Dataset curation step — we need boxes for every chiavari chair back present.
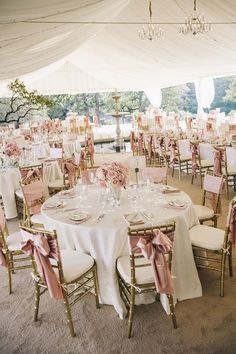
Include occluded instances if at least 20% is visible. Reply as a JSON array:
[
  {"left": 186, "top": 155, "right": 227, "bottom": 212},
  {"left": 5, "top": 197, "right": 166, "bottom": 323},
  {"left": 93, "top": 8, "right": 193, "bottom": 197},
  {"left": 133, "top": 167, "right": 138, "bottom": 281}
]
[{"left": 116, "top": 222, "right": 177, "bottom": 337}]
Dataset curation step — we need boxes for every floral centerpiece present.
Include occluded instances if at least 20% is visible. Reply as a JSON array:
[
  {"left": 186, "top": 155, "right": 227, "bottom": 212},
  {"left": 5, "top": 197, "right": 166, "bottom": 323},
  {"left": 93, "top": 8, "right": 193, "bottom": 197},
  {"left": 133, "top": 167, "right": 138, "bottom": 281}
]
[
  {"left": 4, "top": 142, "right": 21, "bottom": 157},
  {"left": 95, "top": 162, "right": 128, "bottom": 188},
  {"left": 3, "top": 142, "right": 21, "bottom": 167}
]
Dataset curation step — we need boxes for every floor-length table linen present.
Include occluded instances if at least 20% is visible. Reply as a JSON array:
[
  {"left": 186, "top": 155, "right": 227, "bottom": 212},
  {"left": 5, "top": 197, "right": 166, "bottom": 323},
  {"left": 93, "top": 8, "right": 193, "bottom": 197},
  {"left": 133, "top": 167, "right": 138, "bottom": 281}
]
[{"left": 42, "top": 186, "right": 202, "bottom": 318}]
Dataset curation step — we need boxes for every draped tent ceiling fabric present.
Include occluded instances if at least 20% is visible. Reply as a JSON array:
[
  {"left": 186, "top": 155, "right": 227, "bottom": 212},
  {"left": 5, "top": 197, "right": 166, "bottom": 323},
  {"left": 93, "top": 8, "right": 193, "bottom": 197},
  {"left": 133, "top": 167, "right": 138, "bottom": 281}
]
[{"left": 0, "top": 0, "right": 236, "bottom": 95}]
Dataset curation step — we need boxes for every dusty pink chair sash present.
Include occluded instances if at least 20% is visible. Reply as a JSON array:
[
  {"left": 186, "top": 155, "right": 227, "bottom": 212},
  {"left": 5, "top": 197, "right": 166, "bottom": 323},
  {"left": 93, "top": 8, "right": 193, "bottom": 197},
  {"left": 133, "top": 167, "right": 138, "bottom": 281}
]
[
  {"left": 79, "top": 150, "right": 87, "bottom": 170},
  {"left": 227, "top": 201, "right": 236, "bottom": 246},
  {"left": 21, "top": 230, "right": 63, "bottom": 299},
  {"left": 138, "top": 132, "right": 144, "bottom": 154},
  {"left": 130, "top": 131, "right": 136, "bottom": 152},
  {"left": 155, "top": 115, "right": 162, "bottom": 128},
  {"left": 190, "top": 143, "right": 198, "bottom": 176},
  {"left": 87, "top": 138, "right": 95, "bottom": 159},
  {"left": 93, "top": 115, "right": 99, "bottom": 127},
  {"left": 84, "top": 116, "right": 90, "bottom": 129},
  {"left": 134, "top": 229, "right": 174, "bottom": 295},
  {"left": 0, "top": 206, "right": 7, "bottom": 267},
  {"left": 142, "top": 167, "right": 167, "bottom": 183},
  {"left": 214, "top": 149, "right": 224, "bottom": 175},
  {"left": 20, "top": 167, "right": 42, "bottom": 183},
  {"left": 169, "top": 140, "right": 177, "bottom": 167},
  {"left": 147, "top": 135, "right": 153, "bottom": 160},
  {"left": 21, "top": 179, "right": 44, "bottom": 215},
  {"left": 81, "top": 170, "right": 92, "bottom": 185},
  {"left": 64, "top": 162, "right": 76, "bottom": 187}
]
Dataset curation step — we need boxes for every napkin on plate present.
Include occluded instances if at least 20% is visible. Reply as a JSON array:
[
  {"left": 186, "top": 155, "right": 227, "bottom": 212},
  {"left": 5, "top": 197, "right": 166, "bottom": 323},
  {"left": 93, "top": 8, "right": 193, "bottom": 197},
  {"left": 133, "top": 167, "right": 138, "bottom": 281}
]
[
  {"left": 165, "top": 200, "right": 187, "bottom": 209},
  {"left": 124, "top": 213, "right": 145, "bottom": 225},
  {"left": 161, "top": 186, "right": 180, "bottom": 194},
  {"left": 43, "top": 201, "right": 65, "bottom": 209}
]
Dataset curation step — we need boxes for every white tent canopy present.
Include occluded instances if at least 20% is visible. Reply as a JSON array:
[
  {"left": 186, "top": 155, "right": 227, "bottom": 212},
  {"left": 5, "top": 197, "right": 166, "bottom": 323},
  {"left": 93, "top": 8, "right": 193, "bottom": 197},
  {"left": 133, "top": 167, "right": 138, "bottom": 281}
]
[{"left": 1, "top": 0, "right": 236, "bottom": 95}]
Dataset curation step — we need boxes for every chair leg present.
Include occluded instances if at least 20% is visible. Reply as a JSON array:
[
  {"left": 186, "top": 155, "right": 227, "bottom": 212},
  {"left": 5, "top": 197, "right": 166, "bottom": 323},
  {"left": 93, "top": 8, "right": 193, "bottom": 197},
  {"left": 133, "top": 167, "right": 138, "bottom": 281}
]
[
  {"left": 93, "top": 267, "right": 100, "bottom": 309},
  {"left": 34, "top": 283, "right": 40, "bottom": 321},
  {"left": 167, "top": 294, "right": 177, "bottom": 329},
  {"left": 220, "top": 252, "right": 226, "bottom": 297},
  {"left": 63, "top": 290, "right": 76, "bottom": 337},
  {"left": 172, "top": 166, "right": 174, "bottom": 178},
  {"left": 7, "top": 260, "right": 12, "bottom": 295},
  {"left": 191, "top": 174, "right": 194, "bottom": 184},
  {"left": 226, "top": 177, "right": 229, "bottom": 200},
  {"left": 213, "top": 216, "right": 217, "bottom": 228},
  {"left": 228, "top": 246, "right": 233, "bottom": 277},
  {"left": 178, "top": 165, "right": 181, "bottom": 181},
  {"left": 9, "top": 253, "right": 15, "bottom": 274},
  {"left": 128, "top": 287, "right": 135, "bottom": 338}
]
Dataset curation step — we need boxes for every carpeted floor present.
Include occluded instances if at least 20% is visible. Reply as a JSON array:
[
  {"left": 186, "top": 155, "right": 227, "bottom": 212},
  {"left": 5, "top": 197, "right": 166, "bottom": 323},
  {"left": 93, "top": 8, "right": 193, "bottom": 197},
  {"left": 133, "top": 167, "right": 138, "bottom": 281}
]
[{"left": 1, "top": 153, "right": 236, "bottom": 354}]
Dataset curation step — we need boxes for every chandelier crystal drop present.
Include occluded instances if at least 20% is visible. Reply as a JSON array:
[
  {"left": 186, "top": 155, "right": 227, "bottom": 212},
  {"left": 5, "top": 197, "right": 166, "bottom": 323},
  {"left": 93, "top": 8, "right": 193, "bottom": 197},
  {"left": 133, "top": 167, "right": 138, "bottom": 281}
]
[
  {"left": 139, "top": 1, "right": 164, "bottom": 41},
  {"left": 179, "top": 0, "right": 212, "bottom": 35}
]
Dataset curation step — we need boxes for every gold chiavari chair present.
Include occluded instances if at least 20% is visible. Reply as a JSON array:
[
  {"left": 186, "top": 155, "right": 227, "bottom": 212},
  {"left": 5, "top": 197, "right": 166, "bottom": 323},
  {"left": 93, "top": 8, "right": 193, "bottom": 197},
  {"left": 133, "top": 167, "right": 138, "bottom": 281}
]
[
  {"left": 171, "top": 139, "right": 192, "bottom": 180},
  {"left": 20, "top": 225, "right": 100, "bottom": 337},
  {"left": 15, "top": 163, "right": 43, "bottom": 219},
  {"left": 191, "top": 142, "right": 214, "bottom": 188},
  {"left": 116, "top": 222, "right": 177, "bottom": 338},
  {"left": 223, "top": 147, "right": 236, "bottom": 199},
  {"left": 193, "top": 172, "right": 224, "bottom": 228},
  {"left": 0, "top": 206, "right": 31, "bottom": 294},
  {"left": 142, "top": 165, "right": 168, "bottom": 185},
  {"left": 48, "top": 157, "right": 76, "bottom": 195},
  {"left": 189, "top": 198, "right": 234, "bottom": 297},
  {"left": 21, "top": 176, "right": 45, "bottom": 228}
]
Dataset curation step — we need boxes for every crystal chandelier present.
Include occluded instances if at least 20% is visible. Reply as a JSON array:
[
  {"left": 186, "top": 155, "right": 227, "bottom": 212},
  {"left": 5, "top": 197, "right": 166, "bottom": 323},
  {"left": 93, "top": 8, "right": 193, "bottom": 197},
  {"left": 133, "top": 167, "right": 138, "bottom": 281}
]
[
  {"left": 179, "top": 0, "right": 212, "bottom": 35},
  {"left": 139, "top": 1, "right": 164, "bottom": 41}
]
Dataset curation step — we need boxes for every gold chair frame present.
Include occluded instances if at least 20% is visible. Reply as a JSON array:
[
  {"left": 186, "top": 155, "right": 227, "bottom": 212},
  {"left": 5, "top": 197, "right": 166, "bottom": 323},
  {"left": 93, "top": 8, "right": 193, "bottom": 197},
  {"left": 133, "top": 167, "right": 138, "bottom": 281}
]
[
  {"left": 0, "top": 220, "right": 31, "bottom": 294},
  {"left": 171, "top": 140, "right": 191, "bottom": 180},
  {"left": 116, "top": 222, "right": 177, "bottom": 338},
  {"left": 20, "top": 225, "right": 100, "bottom": 337},
  {"left": 191, "top": 143, "right": 214, "bottom": 188},
  {"left": 223, "top": 149, "right": 236, "bottom": 200},
  {"left": 192, "top": 222, "right": 233, "bottom": 297}
]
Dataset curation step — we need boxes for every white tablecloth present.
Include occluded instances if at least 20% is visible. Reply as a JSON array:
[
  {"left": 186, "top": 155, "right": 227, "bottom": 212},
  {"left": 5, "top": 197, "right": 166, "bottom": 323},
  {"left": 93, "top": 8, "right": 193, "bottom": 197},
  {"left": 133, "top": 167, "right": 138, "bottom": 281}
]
[
  {"left": 63, "top": 140, "right": 81, "bottom": 158},
  {"left": 0, "top": 161, "right": 63, "bottom": 219},
  {"left": 42, "top": 186, "right": 202, "bottom": 318}
]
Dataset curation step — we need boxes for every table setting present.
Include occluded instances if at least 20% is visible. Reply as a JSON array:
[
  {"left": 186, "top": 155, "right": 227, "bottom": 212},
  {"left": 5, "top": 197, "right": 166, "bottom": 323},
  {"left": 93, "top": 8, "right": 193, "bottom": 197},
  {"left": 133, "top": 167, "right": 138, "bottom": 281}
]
[{"left": 41, "top": 164, "right": 202, "bottom": 318}]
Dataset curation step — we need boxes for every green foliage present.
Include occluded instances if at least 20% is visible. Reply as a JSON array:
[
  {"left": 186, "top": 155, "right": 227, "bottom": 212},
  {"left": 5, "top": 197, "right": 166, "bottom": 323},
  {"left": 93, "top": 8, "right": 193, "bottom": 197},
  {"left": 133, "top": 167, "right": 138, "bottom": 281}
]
[
  {"left": 161, "top": 85, "right": 187, "bottom": 113},
  {"left": 211, "top": 76, "right": 236, "bottom": 114},
  {"left": 0, "top": 78, "right": 53, "bottom": 124}
]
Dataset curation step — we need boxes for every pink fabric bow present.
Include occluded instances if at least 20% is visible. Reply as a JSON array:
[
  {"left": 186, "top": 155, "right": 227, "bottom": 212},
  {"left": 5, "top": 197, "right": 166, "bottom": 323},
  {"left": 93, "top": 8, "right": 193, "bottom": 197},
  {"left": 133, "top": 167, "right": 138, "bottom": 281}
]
[
  {"left": 155, "top": 115, "right": 162, "bottom": 128},
  {"left": 79, "top": 150, "right": 86, "bottom": 170},
  {"left": 136, "top": 229, "right": 174, "bottom": 295},
  {"left": 64, "top": 162, "right": 76, "bottom": 187},
  {"left": 130, "top": 131, "right": 136, "bottom": 152},
  {"left": 169, "top": 140, "right": 177, "bottom": 167},
  {"left": 87, "top": 138, "right": 95, "bottom": 159},
  {"left": 227, "top": 201, "right": 236, "bottom": 245},
  {"left": 147, "top": 135, "right": 153, "bottom": 160},
  {"left": 190, "top": 143, "right": 198, "bottom": 176},
  {"left": 84, "top": 116, "right": 90, "bottom": 129},
  {"left": 0, "top": 242, "right": 7, "bottom": 267},
  {"left": 21, "top": 230, "right": 63, "bottom": 299},
  {"left": 214, "top": 149, "right": 224, "bottom": 175},
  {"left": 93, "top": 115, "right": 99, "bottom": 127},
  {"left": 21, "top": 179, "right": 44, "bottom": 215},
  {"left": 21, "top": 168, "right": 42, "bottom": 183},
  {"left": 138, "top": 132, "right": 144, "bottom": 154}
]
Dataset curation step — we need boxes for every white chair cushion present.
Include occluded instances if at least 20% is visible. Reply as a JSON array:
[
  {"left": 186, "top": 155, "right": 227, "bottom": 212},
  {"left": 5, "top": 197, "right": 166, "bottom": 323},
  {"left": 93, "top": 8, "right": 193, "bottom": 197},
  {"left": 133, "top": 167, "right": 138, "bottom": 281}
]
[
  {"left": 48, "top": 179, "right": 64, "bottom": 188},
  {"left": 180, "top": 155, "right": 191, "bottom": 161},
  {"left": 189, "top": 225, "right": 225, "bottom": 251},
  {"left": 200, "top": 159, "right": 213, "bottom": 168},
  {"left": 31, "top": 213, "right": 45, "bottom": 225},
  {"left": 15, "top": 189, "right": 24, "bottom": 199},
  {"left": 60, "top": 250, "right": 94, "bottom": 283},
  {"left": 117, "top": 255, "right": 154, "bottom": 285},
  {"left": 193, "top": 205, "right": 214, "bottom": 220},
  {"left": 222, "top": 167, "right": 236, "bottom": 176},
  {"left": 6, "top": 231, "right": 23, "bottom": 251}
]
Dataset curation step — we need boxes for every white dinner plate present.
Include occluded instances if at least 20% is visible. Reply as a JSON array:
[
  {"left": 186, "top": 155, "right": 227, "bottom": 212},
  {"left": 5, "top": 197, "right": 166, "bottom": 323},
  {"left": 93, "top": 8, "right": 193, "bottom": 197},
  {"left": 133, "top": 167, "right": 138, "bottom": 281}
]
[{"left": 69, "top": 211, "right": 89, "bottom": 222}]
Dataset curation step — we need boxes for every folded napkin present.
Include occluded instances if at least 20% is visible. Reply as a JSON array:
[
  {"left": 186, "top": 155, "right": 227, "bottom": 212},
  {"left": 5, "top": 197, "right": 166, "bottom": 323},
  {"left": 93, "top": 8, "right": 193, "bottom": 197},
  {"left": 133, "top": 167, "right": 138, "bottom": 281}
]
[
  {"left": 124, "top": 213, "right": 145, "bottom": 225},
  {"left": 161, "top": 186, "right": 180, "bottom": 194},
  {"left": 164, "top": 200, "right": 187, "bottom": 210},
  {"left": 43, "top": 201, "right": 65, "bottom": 210},
  {"left": 65, "top": 214, "right": 91, "bottom": 225}
]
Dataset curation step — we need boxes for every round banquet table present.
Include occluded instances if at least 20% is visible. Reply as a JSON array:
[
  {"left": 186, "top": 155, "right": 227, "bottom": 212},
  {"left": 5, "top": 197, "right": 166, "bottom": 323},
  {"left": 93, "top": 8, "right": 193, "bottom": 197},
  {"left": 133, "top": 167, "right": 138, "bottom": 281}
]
[{"left": 41, "top": 184, "right": 202, "bottom": 318}]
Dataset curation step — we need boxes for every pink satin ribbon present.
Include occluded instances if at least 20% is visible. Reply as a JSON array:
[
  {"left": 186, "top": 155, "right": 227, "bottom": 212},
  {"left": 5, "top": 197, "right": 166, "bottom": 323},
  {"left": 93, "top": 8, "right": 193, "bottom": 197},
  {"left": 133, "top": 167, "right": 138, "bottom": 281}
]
[
  {"left": 64, "top": 162, "right": 76, "bottom": 187},
  {"left": 133, "top": 229, "right": 174, "bottom": 295},
  {"left": 130, "top": 131, "right": 136, "bottom": 152},
  {"left": 169, "top": 140, "right": 177, "bottom": 167},
  {"left": 190, "top": 143, "right": 198, "bottom": 176},
  {"left": 227, "top": 201, "right": 236, "bottom": 246},
  {"left": 214, "top": 149, "right": 224, "bottom": 175},
  {"left": 87, "top": 138, "right": 95, "bottom": 159},
  {"left": 138, "top": 132, "right": 144, "bottom": 154},
  {"left": 21, "top": 179, "right": 44, "bottom": 215},
  {"left": 21, "top": 230, "right": 63, "bottom": 300},
  {"left": 147, "top": 135, "right": 153, "bottom": 160}
]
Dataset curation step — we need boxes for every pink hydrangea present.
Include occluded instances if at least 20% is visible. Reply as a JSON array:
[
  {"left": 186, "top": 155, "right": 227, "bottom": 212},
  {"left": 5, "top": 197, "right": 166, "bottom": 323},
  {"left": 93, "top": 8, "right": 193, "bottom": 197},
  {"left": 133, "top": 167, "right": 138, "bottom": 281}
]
[{"left": 95, "top": 162, "right": 128, "bottom": 188}]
